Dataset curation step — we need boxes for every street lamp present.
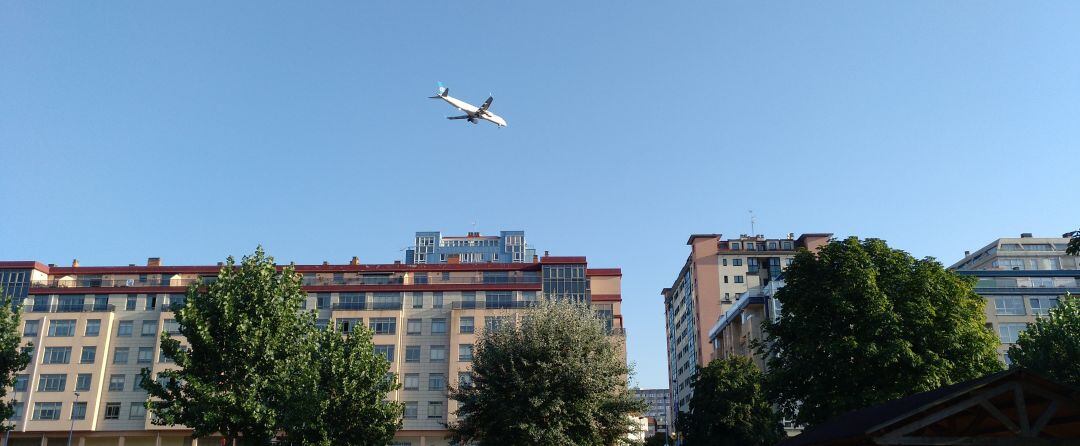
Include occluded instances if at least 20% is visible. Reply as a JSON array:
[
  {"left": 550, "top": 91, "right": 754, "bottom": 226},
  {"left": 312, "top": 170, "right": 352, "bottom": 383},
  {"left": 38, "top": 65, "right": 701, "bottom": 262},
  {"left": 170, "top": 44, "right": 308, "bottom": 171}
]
[{"left": 67, "top": 392, "right": 80, "bottom": 446}]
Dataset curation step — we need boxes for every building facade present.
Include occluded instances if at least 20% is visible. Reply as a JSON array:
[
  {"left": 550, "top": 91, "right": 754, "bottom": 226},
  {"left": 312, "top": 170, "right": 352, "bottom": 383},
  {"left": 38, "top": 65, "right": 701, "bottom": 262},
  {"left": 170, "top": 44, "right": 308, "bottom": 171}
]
[
  {"left": 634, "top": 388, "right": 673, "bottom": 436},
  {"left": 0, "top": 245, "right": 623, "bottom": 446},
  {"left": 404, "top": 231, "right": 535, "bottom": 265},
  {"left": 949, "top": 233, "right": 1080, "bottom": 363},
  {"left": 661, "top": 233, "right": 830, "bottom": 416}
]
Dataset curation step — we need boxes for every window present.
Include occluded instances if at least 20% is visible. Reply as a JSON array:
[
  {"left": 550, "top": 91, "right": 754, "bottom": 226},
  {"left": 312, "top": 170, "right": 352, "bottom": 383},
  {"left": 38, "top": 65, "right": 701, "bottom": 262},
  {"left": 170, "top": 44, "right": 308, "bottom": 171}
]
[
  {"left": 768, "top": 241, "right": 778, "bottom": 250},
  {"left": 164, "top": 319, "right": 180, "bottom": 334},
  {"left": 129, "top": 402, "right": 146, "bottom": 419},
  {"left": 998, "top": 323, "right": 1027, "bottom": 344},
  {"left": 442, "top": 272, "right": 450, "bottom": 281},
  {"left": 113, "top": 347, "right": 129, "bottom": 364},
  {"left": 85, "top": 319, "right": 101, "bottom": 336},
  {"left": 403, "top": 401, "right": 418, "bottom": 419},
  {"left": 132, "top": 374, "right": 144, "bottom": 391},
  {"left": 458, "top": 372, "right": 473, "bottom": 387},
  {"left": 730, "top": 242, "right": 741, "bottom": 250},
  {"left": 431, "top": 318, "right": 447, "bottom": 334},
  {"left": 117, "top": 321, "right": 133, "bottom": 337},
  {"left": 428, "top": 373, "right": 445, "bottom": 391},
  {"left": 994, "top": 296, "right": 1025, "bottom": 316},
  {"left": 405, "top": 346, "right": 420, "bottom": 362},
  {"left": 370, "top": 318, "right": 396, "bottom": 335},
  {"left": 433, "top": 292, "right": 444, "bottom": 309},
  {"left": 14, "top": 374, "right": 29, "bottom": 392},
  {"left": 32, "top": 402, "right": 62, "bottom": 420},
  {"left": 427, "top": 402, "right": 444, "bottom": 419},
  {"left": 126, "top": 295, "right": 137, "bottom": 311},
  {"left": 414, "top": 273, "right": 428, "bottom": 284},
  {"left": 430, "top": 345, "right": 447, "bottom": 362},
  {"left": 782, "top": 241, "right": 794, "bottom": 250},
  {"left": 337, "top": 318, "right": 362, "bottom": 334},
  {"left": 732, "top": 259, "right": 743, "bottom": 267},
  {"left": 316, "top": 293, "right": 330, "bottom": 309},
  {"left": 374, "top": 345, "right": 395, "bottom": 362},
  {"left": 734, "top": 276, "right": 744, "bottom": 284},
  {"left": 43, "top": 347, "right": 71, "bottom": 364},
  {"left": 484, "top": 316, "right": 509, "bottom": 332},
  {"left": 403, "top": 373, "right": 419, "bottom": 390},
  {"left": 138, "top": 347, "right": 154, "bottom": 364},
  {"left": 142, "top": 320, "right": 158, "bottom": 337},
  {"left": 723, "top": 276, "right": 729, "bottom": 283},
  {"left": 459, "top": 317, "right": 475, "bottom": 334},
  {"left": 104, "top": 403, "right": 121, "bottom": 420},
  {"left": 37, "top": 374, "right": 66, "bottom": 392},
  {"left": 9, "top": 402, "right": 23, "bottom": 420},
  {"left": 71, "top": 402, "right": 87, "bottom": 420},
  {"left": 411, "top": 292, "right": 423, "bottom": 308},
  {"left": 48, "top": 320, "right": 76, "bottom": 337},
  {"left": 459, "top": 344, "right": 473, "bottom": 361},
  {"left": 406, "top": 319, "right": 422, "bottom": 335},
  {"left": 747, "top": 242, "right": 757, "bottom": 251},
  {"left": 23, "top": 320, "right": 39, "bottom": 337},
  {"left": 109, "top": 375, "right": 126, "bottom": 391},
  {"left": 145, "top": 294, "right": 157, "bottom": 310},
  {"left": 75, "top": 374, "right": 91, "bottom": 392},
  {"left": 80, "top": 346, "right": 97, "bottom": 364},
  {"left": 339, "top": 293, "right": 364, "bottom": 309},
  {"left": 722, "top": 259, "right": 727, "bottom": 266}
]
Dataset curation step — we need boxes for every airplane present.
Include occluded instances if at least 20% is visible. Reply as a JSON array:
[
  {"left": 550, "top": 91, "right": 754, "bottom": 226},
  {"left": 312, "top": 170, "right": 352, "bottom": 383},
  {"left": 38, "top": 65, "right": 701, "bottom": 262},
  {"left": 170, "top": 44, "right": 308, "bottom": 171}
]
[{"left": 429, "top": 82, "right": 507, "bottom": 127}]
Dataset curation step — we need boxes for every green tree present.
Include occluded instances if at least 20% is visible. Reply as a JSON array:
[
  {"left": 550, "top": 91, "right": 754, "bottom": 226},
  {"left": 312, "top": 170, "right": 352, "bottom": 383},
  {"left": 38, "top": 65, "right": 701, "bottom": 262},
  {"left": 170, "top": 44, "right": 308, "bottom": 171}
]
[
  {"left": 142, "top": 247, "right": 314, "bottom": 445},
  {"left": 1065, "top": 230, "right": 1080, "bottom": 255},
  {"left": 1007, "top": 294, "right": 1080, "bottom": 387},
  {"left": 448, "top": 300, "right": 646, "bottom": 446},
  {"left": 287, "top": 324, "right": 403, "bottom": 446},
  {"left": 758, "top": 237, "right": 1002, "bottom": 427},
  {"left": 0, "top": 296, "right": 31, "bottom": 429},
  {"left": 675, "top": 357, "right": 783, "bottom": 446}
]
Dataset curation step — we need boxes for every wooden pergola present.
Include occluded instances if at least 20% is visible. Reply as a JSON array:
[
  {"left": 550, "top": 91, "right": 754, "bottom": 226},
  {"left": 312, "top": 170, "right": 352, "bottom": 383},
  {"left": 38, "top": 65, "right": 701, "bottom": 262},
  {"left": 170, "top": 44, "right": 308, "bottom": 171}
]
[{"left": 778, "top": 369, "right": 1080, "bottom": 446}]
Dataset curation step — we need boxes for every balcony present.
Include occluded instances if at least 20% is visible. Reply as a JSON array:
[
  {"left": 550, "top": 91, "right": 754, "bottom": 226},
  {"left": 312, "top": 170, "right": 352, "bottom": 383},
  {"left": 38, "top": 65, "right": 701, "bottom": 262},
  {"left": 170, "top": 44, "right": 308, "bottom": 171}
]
[
  {"left": 25, "top": 304, "right": 116, "bottom": 313},
  {"left": 303, "top": 276, "right": 540, "bottom": 286},
  {"left": 31, "top": 278, "right": 204, "bottom": 289}
]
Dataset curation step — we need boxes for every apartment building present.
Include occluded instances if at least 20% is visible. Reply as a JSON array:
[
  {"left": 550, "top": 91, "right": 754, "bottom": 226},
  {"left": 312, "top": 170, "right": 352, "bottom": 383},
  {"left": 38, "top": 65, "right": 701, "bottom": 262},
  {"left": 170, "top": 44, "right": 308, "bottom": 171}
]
[
  {"left": 0, "top": 237, "right": 624, "bottom": 446},
  {"left": 404, "top": 231, "right": 535, "bottom": 265},
  {"left": 950, "top": 233, "right": 1080, "bottom": 363},
  {"left": 634, "top": 388, "right": 673, "bottom": 436},
  {"left": 661, "top": 233, "right": 830, "bottom": 416}
]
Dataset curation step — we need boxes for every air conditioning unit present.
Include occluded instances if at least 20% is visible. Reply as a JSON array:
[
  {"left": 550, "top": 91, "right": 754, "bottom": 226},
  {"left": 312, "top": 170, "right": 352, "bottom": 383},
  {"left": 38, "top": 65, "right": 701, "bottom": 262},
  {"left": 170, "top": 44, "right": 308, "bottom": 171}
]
[{"left": 125, "top": 279, "right": 135, "bottom": 287}]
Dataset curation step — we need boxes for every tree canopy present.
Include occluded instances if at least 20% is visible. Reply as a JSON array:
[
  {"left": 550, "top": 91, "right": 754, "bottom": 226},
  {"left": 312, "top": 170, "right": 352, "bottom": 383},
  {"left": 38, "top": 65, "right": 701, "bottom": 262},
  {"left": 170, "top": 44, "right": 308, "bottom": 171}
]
[
  {"left": 448, "top": 300, "right": 645, "bottom": 446},
  {"left": 0, "top": 295, "right": 31, "bottom": 429},
  {"left": 1007, "top": 294, "right": 1080, "bottom": 387},
  {"left": 287, "top": 324, "right": 402, "bottom": 446},
  {"left": 675, "top": 357, "right": 783, "bottom": 446},
  {"left": 1066, "top": 229, "right": 1080, "bottom": 256},
  {"left": 143, "top": 247, "right": 313, "bottom": 444},
  {"left": 758, "top": 237, "right": 1003, "bottom": 427}
]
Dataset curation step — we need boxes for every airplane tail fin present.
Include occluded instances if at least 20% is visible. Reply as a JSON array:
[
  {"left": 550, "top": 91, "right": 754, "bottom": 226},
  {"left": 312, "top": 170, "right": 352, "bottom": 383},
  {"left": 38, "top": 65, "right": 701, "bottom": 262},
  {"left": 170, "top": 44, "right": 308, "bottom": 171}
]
[{"left": 429, "top": 82, "right": 449, "bottom": 99}]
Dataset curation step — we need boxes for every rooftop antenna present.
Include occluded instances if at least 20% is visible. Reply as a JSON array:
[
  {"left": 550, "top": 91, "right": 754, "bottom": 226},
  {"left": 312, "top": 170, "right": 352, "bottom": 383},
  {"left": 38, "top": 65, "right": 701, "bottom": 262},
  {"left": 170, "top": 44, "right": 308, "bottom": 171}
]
[
  {"left": 749, "top": 210, "right": 757, "bottom": 236},
  {"left": 471, "top": 221, "right": 478, "bottom": 233}
]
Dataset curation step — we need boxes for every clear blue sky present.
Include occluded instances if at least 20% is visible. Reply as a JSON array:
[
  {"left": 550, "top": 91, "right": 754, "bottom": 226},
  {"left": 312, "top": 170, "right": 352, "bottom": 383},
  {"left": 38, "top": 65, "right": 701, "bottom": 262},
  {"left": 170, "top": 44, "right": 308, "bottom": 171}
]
[{"left": 3, "top": 2, "right": 1079, "bottom": 388}]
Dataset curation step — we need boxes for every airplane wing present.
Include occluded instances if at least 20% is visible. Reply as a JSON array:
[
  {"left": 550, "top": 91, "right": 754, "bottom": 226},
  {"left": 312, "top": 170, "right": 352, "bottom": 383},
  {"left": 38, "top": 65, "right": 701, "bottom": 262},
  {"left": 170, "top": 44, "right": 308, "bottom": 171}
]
[
  {"left": 479, "top": 96, "right": 493, "bottom": 111},
  {"left": 446, "top": 115, "right": 471, "bottom": 120}
]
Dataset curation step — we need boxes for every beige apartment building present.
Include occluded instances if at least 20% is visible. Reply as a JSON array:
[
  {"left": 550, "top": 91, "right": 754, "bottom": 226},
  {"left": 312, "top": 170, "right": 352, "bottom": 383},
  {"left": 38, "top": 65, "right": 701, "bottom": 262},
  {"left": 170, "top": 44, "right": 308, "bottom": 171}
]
[
  {"left": 0, "top": 235, "right": 625, "bottom": 446},
  {"left": 661, "top": 233, "right": 830, "bottom": 416},
  {"left": 950, "top": 233, "right": 1080, "bottom": 363}
]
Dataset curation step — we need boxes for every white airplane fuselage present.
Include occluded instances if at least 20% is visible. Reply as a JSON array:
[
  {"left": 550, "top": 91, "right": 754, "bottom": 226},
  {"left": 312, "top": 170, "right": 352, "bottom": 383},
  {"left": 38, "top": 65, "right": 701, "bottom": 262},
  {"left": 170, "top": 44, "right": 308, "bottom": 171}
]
[{"left": 437, "top": 95, "right": 507, "bottom": 127}]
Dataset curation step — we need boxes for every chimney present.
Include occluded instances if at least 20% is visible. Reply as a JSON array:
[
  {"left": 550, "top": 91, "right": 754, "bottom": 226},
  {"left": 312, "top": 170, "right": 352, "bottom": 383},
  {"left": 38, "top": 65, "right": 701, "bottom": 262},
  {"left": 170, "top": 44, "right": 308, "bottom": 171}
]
[
  {"left": 48, "top": 263, "right": 56, "bottom": 267},
  {"left": 350, "top": 256, "right": 360, "bottom": 266},
  {"left": 147, "top": 257, "right": 161, "bottom": 267},
  {"left": 217, "top": 262, "right": 224, "bottom": 266},
  {"left": 544, "top": 250, "right": 550, "bottom": 257},
  {"left": 964, "top": 250, "right": 970, "bottom": 256},
  {"left": 72, "top": 259, "right": 79, "bottom": 267},
  {"left": 1020, "top": 233, "right": 1033, "bottom": 238},
  {"left": 322, "top": 261, "right": 329, "bottom": 266},
  {"left": 532, "top": 255, "right": 539, "bottom": 263},
  {"left": 393, "top": 260, "right": 401, "bottom": 265},
  {"left": 467, "top": 231, "right": 480, "bottom": 237},
  {"left": 128, "top": 264, "right": 135, "bottom": 267}
]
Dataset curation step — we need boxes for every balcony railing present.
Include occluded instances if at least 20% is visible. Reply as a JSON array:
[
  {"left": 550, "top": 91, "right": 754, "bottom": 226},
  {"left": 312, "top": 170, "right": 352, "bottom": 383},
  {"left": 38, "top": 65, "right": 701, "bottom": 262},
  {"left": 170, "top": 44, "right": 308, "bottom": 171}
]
[
  {"left": 24, "top": 304, "right": 117, "bottom": 313},
  {"left": 32, "top": 276, "right": 541, "bottom": 289},
  {"left": 331, "top": 302, "right": 404, "bottom": 311},
  {"left": 31, "top": 279, "right": 204, "bottom": 288},
  {"left": 450, "top": 300, "right": 540, "bottom": 310}
]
